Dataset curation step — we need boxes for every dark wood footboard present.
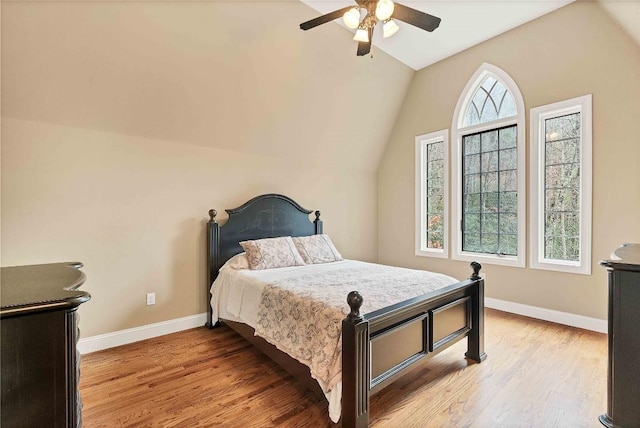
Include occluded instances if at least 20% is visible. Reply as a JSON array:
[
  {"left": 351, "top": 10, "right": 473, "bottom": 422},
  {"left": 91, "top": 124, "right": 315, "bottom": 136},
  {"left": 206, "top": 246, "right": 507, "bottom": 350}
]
[{"left": 342, "top": 262, "right": 486, "bottom": 428}]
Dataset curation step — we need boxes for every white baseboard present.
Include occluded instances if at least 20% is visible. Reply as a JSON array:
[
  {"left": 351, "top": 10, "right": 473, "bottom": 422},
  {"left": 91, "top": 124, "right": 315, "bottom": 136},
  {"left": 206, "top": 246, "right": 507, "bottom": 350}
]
[
  {"left": 485, "top": 297, "right": 607, "bottom": 334},
  {"left": 78, "top": 300, "right": 606, "bottom": 354},
  {"left": 77, "top": 313, "right": 207, "bottom": 354}
]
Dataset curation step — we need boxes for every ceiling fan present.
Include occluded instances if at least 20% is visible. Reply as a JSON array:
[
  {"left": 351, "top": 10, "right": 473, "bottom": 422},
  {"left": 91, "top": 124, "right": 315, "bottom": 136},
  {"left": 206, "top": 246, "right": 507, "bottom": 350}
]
[{"left": 299, "top": 0, "right": 441, "bottom": 57}]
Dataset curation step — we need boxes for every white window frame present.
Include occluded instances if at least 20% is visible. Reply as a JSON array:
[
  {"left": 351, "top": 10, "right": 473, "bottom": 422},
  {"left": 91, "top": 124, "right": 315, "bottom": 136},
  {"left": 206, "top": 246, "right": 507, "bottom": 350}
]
[
  {"left": 530, "top": 94, "right": 592, "bottom": 274},
  {"left": 451, "top": 63, "right": 526, "bottom": 268},
  {"left": 415, "top": 129, "right": 449, "bottom": 258}
]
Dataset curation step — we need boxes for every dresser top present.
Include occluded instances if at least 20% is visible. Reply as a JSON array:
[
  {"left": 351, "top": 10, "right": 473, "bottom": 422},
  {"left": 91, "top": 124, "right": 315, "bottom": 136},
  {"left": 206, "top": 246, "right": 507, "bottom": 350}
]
[
  {"left": 601, "top": 243, "right": 640, "bottom": 271},
  {"left": 1, "top": 262, "right": 90, "bottom": 318}
]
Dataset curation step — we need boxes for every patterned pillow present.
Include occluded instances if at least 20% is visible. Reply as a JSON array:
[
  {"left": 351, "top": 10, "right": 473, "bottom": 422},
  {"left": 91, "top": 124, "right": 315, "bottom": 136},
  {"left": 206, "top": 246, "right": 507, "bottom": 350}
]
[
  {"left": 292, "top": 234, "right": 343, "bottom": 264},
  {"left": 239, "top": 237, "right": 306, "bottom": 270}
]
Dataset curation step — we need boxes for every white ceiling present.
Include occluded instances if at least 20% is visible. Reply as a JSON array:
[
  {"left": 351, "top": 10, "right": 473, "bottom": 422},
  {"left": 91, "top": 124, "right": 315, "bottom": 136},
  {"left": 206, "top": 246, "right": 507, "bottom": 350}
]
[{"left": 300, "top": 0, "right": 639, "bottom": 70}]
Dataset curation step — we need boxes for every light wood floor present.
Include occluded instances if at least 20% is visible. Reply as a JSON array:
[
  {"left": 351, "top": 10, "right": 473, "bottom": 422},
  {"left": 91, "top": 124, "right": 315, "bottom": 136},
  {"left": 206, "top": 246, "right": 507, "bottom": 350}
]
[{"left": 80, "top": 309, "right": 607, "bottom": 427}]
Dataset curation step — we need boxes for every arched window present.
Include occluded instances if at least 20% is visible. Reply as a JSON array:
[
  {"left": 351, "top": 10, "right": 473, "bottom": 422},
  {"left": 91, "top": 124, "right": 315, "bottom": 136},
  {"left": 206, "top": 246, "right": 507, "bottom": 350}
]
[
  {"left": 462, "top": 76, "right": 517, "bottom": 127},
  {"left": 451, "top": 63, "right": 526, "bottom": 267}
]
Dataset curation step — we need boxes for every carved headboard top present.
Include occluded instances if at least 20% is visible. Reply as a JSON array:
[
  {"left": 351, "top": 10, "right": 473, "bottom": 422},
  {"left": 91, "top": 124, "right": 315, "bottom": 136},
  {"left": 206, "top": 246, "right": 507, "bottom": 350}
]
[{"left": 207, "top": 194, "right": 322, "bottom": 285}]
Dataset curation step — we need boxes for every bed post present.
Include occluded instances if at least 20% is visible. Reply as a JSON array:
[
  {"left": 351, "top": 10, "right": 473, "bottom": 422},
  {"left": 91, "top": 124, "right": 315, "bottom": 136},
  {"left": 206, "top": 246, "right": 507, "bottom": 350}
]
[
  {"left": 314, "top": 210, "right": 323, "bottom": 234},
  {"left": 342, "top": 291, "right": 369, "bottom": 428},
  {"left": 465, "top": 261, "right": 487, "bottom": 362},
  {"left": 205, "top": 209, "right": 219, "bottom": 329}
]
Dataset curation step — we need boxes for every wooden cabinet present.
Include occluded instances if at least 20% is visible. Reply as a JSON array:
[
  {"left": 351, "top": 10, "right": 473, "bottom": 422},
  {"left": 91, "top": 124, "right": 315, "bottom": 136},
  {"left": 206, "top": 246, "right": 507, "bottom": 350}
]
[
  {"left": 1, "top": 262, "right": 90, "bottom": 428},
  {"left": 600, "top": 244, "right": 640, "bottom": 428}
]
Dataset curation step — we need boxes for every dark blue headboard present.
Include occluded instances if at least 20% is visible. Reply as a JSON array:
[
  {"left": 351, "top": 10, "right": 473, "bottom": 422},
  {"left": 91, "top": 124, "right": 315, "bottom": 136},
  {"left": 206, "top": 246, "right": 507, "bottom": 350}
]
[{"left": 205, "top": 194, "right": 322, "bottom": 327}]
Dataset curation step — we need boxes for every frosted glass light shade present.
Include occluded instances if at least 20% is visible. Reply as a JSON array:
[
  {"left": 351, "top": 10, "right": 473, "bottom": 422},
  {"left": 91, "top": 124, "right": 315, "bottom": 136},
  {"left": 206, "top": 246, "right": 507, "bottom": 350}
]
[
  {"left": 375, "top": 0, "right": 394, "bottom": 21},
  {"left": 353, "top": 28, "right": 369, "bottom": 42},
  {"left": 343, "top": 7, "right": 361, "bottom": 29},
  {"left": 383, "top": 19, "right": 399, "bottom": 38}
]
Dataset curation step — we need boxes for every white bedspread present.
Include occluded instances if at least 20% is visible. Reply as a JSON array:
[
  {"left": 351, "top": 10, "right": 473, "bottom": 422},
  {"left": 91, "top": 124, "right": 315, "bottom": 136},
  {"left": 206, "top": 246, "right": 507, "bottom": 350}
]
[{"left": 210, "top": 260, "right": 457, "bottom": 423}]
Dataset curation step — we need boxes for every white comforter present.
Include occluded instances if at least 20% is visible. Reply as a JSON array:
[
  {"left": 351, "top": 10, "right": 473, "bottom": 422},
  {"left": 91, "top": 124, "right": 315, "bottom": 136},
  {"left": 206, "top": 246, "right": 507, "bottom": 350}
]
[{"left": 210, "top": 260, "right": 457, "bottom": 423}]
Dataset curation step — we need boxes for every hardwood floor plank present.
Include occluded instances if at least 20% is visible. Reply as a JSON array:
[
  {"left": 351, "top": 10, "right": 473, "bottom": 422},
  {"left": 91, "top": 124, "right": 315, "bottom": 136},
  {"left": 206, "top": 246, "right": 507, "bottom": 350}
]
[{"left": 80, "top": 309, "right": 606, "bottom": 427}]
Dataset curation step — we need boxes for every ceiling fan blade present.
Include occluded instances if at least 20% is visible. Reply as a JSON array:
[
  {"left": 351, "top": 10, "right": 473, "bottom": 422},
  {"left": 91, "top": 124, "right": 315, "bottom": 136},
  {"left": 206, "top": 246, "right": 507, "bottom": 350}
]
[
  {"left": 356, "top": 27, "right": 373, "bottom": 56},
  {"left": 392, "top": 3, "right": 441, "bottom": 32},
  {"left": 300, "top": 6, "right": 354, "bottom": 31}
]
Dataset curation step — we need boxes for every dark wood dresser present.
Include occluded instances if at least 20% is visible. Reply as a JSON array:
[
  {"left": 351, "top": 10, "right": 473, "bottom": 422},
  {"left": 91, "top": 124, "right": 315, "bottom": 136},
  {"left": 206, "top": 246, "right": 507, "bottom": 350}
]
[
  {"left": 1, "top": 262, "right": 91, "bottom": 428},
  {"left": 600, "top": 244, "right": 640, "bottom": 428}
]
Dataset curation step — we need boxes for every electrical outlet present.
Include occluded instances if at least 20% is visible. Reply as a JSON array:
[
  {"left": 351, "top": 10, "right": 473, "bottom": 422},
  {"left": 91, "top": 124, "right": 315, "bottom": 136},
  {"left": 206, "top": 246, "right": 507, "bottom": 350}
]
[{"left": 146, "top": 292, "right": 156, "bottom": 306}]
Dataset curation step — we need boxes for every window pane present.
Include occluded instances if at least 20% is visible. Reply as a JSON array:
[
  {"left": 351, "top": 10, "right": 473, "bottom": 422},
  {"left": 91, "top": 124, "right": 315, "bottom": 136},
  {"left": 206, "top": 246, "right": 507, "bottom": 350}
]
[
  {"left": 545, "top": 188, "right": 580, "bottom": 213},
  {"left": 545, "top": 113, "right": 580, "bottom": 142},
  {"left": 464, "top": 134, "right": 481, "bottom": 155},
  {"left": 464, "top": 193, "right": 481, "bottom": 213},
  {"left": 462, "top": 76, "right": 516, "bottom": 127},
  {"left": 546, "top": 163, "right": 580, "bottom": 189},
  {"left": 427, "top": 160, "right": 443, "bottom": 179},
  {"left": 462, "top": 125, "right": 518, "bottom": 256},
  {"left": 499, "top": 170, "right": 518, "bottom": 192},
  {"left": 499, "top": 92, "right": 516, "bottom": 119},
  {"left": 464, "top": 107, "right": 480, "bottom": 128},
  {"left": 499, "top": 191, "right": 517, "bottom": 213},
  {"left": 543, "top": 111, "right": 581, "bottom": 261},
  {"left": 483, "top": 151, "right": 499, "bottom": 172},
  {"left": 425, "top": 222, "right": 444, "bottom": 250},
  {"left": 482, "top": 172, "right": 499, "bottom": 192},
  {"left": 489, "top": 81, "right": 507, "bottom": 107},
  {"left": 481, "top": 233, "right": 499, "bottom": 253},
  {"left": 464, "top": 213, "right": 481, "bottom": 232},
  {"left": 480, "top": 100, "right": 499, "bottom": 123},
  {"left": 498, "top": 234, "right": 517, "bottom": 255},
  {"left": 481, "top": 76, "right": 497, "bottom": 92},
  {"left": 545, "top": 236, "right": 580, "bottom": 261},
  {"left": 499, "top": 213, "right": 517, "bottom": 234},
  {"left": 544, "top": 212, "right": 580, "bottom": 261},
  {"left": 424, "top": 141, "right": 445, "bottom": 250},
  {"left": 465, "top": 174, "right": 481, "bottom": 193},
  {"left": 465, "top": 154, "right": 481, "bottom": 174},
  {"left": 428, "top": 142, "right": 444, "bottom": 160},
  {"left": 499, "top": 147, "right": 517, "bottom": 170},
  {"left": 499, "top": 127, "right": 517, "bottom": 149},
  {"left": 464, "top": 233, "right": 481, "bottom": 252},
  {"left": 546, "top": 139, "right": 579, "bottom": 165},
  {"left": 482, "top": 213, "right": 499, "bottom": 233},
  {"left": 427, "top": 193, "right": 444, "bottom": 213},
  {"left": 481, "top": 131, "right": 499, "bottom": 152},
  {"left": 483, "top": 192, "right": 499, "bottom": 212}
]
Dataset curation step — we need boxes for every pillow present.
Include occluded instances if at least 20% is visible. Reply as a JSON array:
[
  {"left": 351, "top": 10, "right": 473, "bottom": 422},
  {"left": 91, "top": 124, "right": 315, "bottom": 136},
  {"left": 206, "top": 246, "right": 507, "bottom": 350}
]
[
  {"left": 222, "top": 252, "right": 250, "bottom": 270},
  {"left": 292, "top": 234, "right": 343, "bottom": 264},
  {"left": 239, "top": 237, "right": 306, "bottom": 270}
]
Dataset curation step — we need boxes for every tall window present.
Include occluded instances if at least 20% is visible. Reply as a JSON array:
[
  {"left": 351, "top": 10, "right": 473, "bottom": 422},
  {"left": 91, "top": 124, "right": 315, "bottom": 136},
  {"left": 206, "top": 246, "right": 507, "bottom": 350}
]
[
  {"left": 451, "top": 63, "right": 526, "bottom": 267},
  {"left": 530, "top": 95, "right": 592, "bottom": 274},
  {"left": 415, "top": 130, "right": 448, "bottom": 258}
]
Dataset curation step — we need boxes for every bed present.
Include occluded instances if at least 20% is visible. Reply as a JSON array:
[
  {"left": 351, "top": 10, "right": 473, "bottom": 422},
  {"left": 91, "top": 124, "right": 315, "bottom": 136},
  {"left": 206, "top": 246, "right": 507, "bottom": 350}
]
[{"left": 206, "top": 193, "right": 486, "bottom": 427}]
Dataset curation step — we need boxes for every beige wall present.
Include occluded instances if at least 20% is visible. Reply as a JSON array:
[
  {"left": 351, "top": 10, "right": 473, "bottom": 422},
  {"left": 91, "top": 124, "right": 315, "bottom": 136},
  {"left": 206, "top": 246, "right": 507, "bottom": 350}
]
[
  {"left": 2, "top": 118, "right": 378, "bottom": 336},
  {"left": 0, "top": 2, "right": 412, "bottom": 337},
  {"left": 378, "top": 2, "right": 640, "bottom": 320}
]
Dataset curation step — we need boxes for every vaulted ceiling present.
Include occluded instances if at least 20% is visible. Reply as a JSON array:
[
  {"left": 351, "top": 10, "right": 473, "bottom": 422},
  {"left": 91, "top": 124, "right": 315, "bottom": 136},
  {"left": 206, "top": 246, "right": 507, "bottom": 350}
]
[
  {"left": 300, "top": 1, "right": 640, "bottom": 70},
  {"left": 2, "top": 1, "right": 637, "bottom": 174}
]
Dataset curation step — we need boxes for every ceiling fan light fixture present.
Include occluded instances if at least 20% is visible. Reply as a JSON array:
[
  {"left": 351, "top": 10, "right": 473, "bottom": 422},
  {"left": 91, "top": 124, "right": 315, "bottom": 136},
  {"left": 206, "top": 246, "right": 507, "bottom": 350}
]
[
  {"left": 343, "top": 7, "right": 361, "bottom": 29},
  {"left": 375, "top": 0, "right": 394, "bottom": 21},
  {"left": 383, "top": 19, "right": 399, "bottom": 38},
  {"left": 353, "top": 28, "right": 369, "bottom": 43}
]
